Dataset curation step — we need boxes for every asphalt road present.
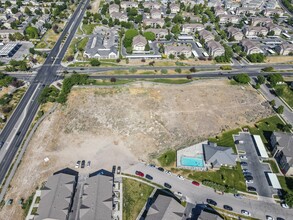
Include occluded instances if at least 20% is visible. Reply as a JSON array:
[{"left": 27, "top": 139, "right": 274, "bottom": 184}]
[
  {"left": 0, "top": 0, "right": 90, "bottom": 188},
  {"left": 125, "top": 163, "right": 293, "bottom": 220}
]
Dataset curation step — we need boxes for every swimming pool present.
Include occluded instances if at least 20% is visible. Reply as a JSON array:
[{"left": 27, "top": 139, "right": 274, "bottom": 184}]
[{"left": 181, "top": 155, "right": 204, "bottom": 167}]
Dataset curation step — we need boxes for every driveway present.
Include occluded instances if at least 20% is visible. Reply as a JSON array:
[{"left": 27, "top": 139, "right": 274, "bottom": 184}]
[
  {"left": 233, "top": 132, "right": 275, "bottom": 197},
  {"left": 124, "top": 163, "right": 293, "bottom": 220}
]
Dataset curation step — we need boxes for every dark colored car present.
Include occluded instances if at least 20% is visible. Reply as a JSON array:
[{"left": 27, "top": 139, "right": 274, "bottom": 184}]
[
  {"left": 223, "top": 205, "right": 233, "bottom": 211},
  {"left": 16, "top": 131, "right": 21, "bottom": 136},
  {"left": 135, "top": 171, "right": 144, "bottom": 177},
  {"left": 206, "top": 199, "right": 217, "bottom": 206},
  {"left": 248, "top": 186, "right": 256, "bottom": 192},
  {"left": 192, "top": 181, "right": 200, "bottom": 186},
  {"left": 243, "top": 172, "right": 252, "bottom": 176},
  {"left": 81, "top": 160, "right": 85, "bottom": 168},
  {"left": 157, "top": 167, "right": 164, "bottom": 172},
  {"left": 164, "top": 183, "right": 172, "bottom": 189},
  {"left": 112, "top": 165, "right": 116, "bottom": 173},
  {"left": 117, "top": 166, "right": 121, "bottom": 174},
  {"left": 148, "top": 164, "right": 156, "bottom": 168},
  {"left": 240, "top": 161, "right": 248, "bottom": 166},
  {"left": 0, "top": 141, "right": 4, "bottom": 148},
  {"left": 245, "top": 175, "right": 253, "bottom": 181},
  {"left": 145, "top": 174, "right": 153, "bottom": 180}
]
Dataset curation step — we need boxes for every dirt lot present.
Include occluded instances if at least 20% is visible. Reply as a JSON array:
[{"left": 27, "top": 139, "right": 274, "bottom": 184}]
[
  {"left": 265, "top": 56, "right": 293, "bottom": 64},
  {"left": 0, "top": 79, "right": 273, "bottom": 219}
]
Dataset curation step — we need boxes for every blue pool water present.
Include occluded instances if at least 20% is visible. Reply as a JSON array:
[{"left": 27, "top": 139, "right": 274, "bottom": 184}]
[{"left": 181, "top": 156, "right": 204, "bottom": 167}]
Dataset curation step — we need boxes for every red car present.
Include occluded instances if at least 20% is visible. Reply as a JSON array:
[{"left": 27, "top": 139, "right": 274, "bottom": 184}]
[
  {"left": 135, "top": 171, "right": 144, "bottom": 177},
  {"left": 192, "top": 181, "right": 200, "bottom": 186}
]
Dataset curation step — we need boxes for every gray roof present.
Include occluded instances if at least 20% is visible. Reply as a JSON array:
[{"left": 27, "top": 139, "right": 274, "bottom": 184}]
[
  {"left": 145, "top": 194, "right": 185, "bottom": 220},
  {"left": 79, "top": 174, "right": 113, "bottom": 220},
  {"left": 35, "top": 173, "right": 76, "bottom": 220},
  {"left": 203, "top": 142, "right": 237, "bottom": 167},
  {"left": 198, "top": 210, "right": 223, "bottom": 220},
  {"left": 273, "top": 132, "right": 293, "bottom": 157}
]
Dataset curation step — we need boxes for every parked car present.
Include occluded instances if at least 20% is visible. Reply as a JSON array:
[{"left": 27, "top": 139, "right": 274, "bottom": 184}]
[
  {"left": 117, "top": 166, "right": 121, "bottom": 174},
  {"left": 245, "top": 175, "right": 253, "bottom": 181},
  {"left": 242, "top": 169, "right": 249, "bottom": 173},
  {"left": 157, "top": 167, "right": 164, "bottom": 172},
  {"left": 243, "top": 172, "right": 252, "bottom": 176},
  {"left": 145, "top": 174, "right": 153, "bottom": 180},
  {"left": 247, "top": 186, "right": 256, "bottom": 192},
  {"left": 223, "top": 205, "right": 233, "bottom": 211},
  {"left": 165, "top": 170, "right": 171, "bottom": 175},
  {"left": 240, "top": 161, "right": 248, "bottom": 166},
  {"left": 241, "top": 210, "right": 251, "bottom": 216},
  {"left": 164, "top": 183, "right": 172, "bottom": 189},
  {"left": 240, "top": 155, "right": 247, "bottom": 160},
  {"left": 175, "top": 191, "right": 182, "bottom": 197},
  {"left": 246, "top": 179, "right": 254, "bottom": 184},
  {"left": 234, "top": 193, "right": 242, "bottom": 199},
  {"left": 75, "top": 160, "right": 81, "bottom": 168},
  {"left": 81, "top": 160, "right": 85, "bottom": 168},
  {"left": 87, "top": 161, "right": 91, "bottom": 168},
  {"left": 112, "top": 165, "right": 116, "bottom": 173},
  {"left": 266, "top": 216, "right": 274, "bottom": 220},
  {"left": 148, "top": 164, "right": 156, "bottom": 168},
  {"left": 177, "top": 175, "right": 184, "bottom": 180},
  {"left": 192, "top": 181, "right": 200, "bottom": 186},
  {"left": 206, "top": 199, "right": 217, "bottom": 206},
  {"left": 135, "top": 171, "right": 144, "bottom": 177},
  {"left": 281, "top": 203, "right": 289, "bottom": 209}
]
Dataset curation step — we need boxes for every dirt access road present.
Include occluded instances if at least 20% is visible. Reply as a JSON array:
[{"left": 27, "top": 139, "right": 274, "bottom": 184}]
[{"left": 0, "top": 79, "right": 273, "bottom": 219}]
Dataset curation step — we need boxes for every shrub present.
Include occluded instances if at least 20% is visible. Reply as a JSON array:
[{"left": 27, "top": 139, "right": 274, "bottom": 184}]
[
  {"left": 90, "top": 59, "right": 101, "bottom": 66},
  {"left": 175, "top": 68, "right": 182, "bottom": 73},
  {"left": 233, "top": 73, "right": 250, "bottom": 84},
  {"left": 161, "top": 69, "right": 168, "bottom": 74},
  {"left": 276, "top": 105, "right": 284, "bottom": 114}
]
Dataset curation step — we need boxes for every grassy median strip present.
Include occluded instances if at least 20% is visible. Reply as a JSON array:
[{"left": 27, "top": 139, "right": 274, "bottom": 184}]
[{"left": 123, "top": 178, "right": 154, "bottom": 220}]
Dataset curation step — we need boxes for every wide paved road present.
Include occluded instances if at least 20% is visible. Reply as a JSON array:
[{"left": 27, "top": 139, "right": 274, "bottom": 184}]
[
  {"left": 0, "top": 0, "right": 90, "bottom": 188},
  {"left": 126, "top": 163, "right": 293, "bottom": 220}
]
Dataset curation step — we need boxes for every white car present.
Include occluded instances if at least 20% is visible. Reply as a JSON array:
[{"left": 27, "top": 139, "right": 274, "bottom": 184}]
[
  {"left": 246, "top": 180, "right": 253, "bottom": 184},
  {"left": 241, "top": 210, "right": 251, "bottom": 216},
  {"left": 281, "top": 203, "right": 289, "bottom": 209},
  {"left": 240, "top": 155, "right": 247, "bottom": 160},
  {"left": 165, "top": 170, "right": 171, "bottom": 175},
  {"left": 175, "top": 191, "right": 183, "bottom": 197},
  {"left": 75, "top": 160, "right": 81, "bottom": 168},
  {"left": 177, "top": 175, "right": 184, "bottom": 180},
  {"left": 266, "top": 216, "right": 274, "bottom": 220}
]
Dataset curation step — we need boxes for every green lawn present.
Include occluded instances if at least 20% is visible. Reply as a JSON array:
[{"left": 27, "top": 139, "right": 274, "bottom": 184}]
[
  {"left": 123, "top": 178, "right": 154, "bottom": 220},
  {"left": 148, "top": 79, "right": 192, "bottom": 84},
  {"left": 278, "top": 176, "right": 293, "bottom": 193},
  {"left": 247, "top": 115, "right": 285, "bottom": 151},
  {"left": 187, "top": 162, "right": 246, "bottom": 192},
  {"left": 77, "top": 37, "right": 89, "bottom": 51},
  {"left": 82, "top": 24, "right": 97, "bottom": 35},
  {"left": 275, "top": 84, "right": 293, "bottom": 108},
  {"left": 158, "top": 150, "right": 176, "bottom": 167},
  {"left": 208, "top": 128, "right": 241, "bottom": 153}
]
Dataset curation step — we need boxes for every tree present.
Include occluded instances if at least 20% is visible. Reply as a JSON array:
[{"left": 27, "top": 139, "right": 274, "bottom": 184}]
[
  {"left": 143, "top": 32, "right": 156, "bottom": 41},
  {"left": 186, "top": 75, "right": 193, "bottom": 80},
  {"left": 254, "top": 83, "right": 260, "bottom": 89},
  {"left": 110, "top": 77, "right": 117, "bottom": 83},
  {"left": 90, "top": 59, "right": 101, "bottom": 66},
  {"left": 161, "top": 69, "right": 168, "bottom": 74},
  {"left": 52, "top": 25, "right": 59, "bottom": 34},
  {"left": 267, "top": 73, "right": 284, "bottom": 87},
  {"left": 11, "top": 7, "right": 18, "bottom": 14},
  {"left": 165, "top": 34, "right": 172, "bottom": 41},
  {"left": 175, "top": 68, "right": 181, "bottom": 73},
  {"left": 285, "top": 193, "right": 293, "bottom": 208},
  {"left": 233, "top": 73, "right": 250, "bottom": 84},
  {"left": 270, "top": 100, "right": 276, "bottom": 107},
  {"left": 190, "top": 67, "right": 196, "bottom": 72},
  {"left": 144, "top": 43, "right": 150, "bottom": 51},
  {"left": 276, "top": 105, "right": 284, "bottom": 114},
  {"left": 169, "top": 54, "right": 175, "bottom": 59},
  {"left": 24, "top": 7, "right": 32, "bottom": 16},
  {"left": 246, "top": 53, "right": 265, "bottom": 63},
  {"left": 123, "top": 29, "right": 138, "bottom": 48},
  {"left": 171, "top": 25, "right": 181, "bottom": 35},
  {"left": 257, "top": 75, "right": 265, "bottom": 84},
  {"left": 29, "top": 48, "right": 35, "bottom": 54},
  {"left": 281, "top": 124, "right": 292, "bottom": 132}
]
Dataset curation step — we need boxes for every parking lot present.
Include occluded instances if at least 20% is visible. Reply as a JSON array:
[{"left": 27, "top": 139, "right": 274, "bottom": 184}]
[{"left": 233, "top": 132, "right": 276, "bottom": 197}]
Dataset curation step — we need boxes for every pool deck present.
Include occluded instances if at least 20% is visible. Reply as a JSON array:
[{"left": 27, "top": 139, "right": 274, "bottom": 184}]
[{"left": 176, "top": 141, "right": 207, "bottom": 170}]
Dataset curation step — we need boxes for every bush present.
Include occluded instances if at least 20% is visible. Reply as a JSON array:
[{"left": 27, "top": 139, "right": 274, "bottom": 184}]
[
  {"left": 220, "top": 65, "right": 232, "bottom": 70},
  {"left": 161, "top": 69, "right": 168, "bottom": 74},
  {"left": 254, "top": 83, "right": 260, "bottom": 89},
  {"left": 175, "top": 68, "right": 181, "bottom": 73},
  {"left": 270, "top": 100, "right": 276, "bottom": 107},
  {"left": 267, "top": 73, "right": 284, "bottom": 87},
  {"left": 90, "top": 59, "right": 101, "bottom": 66},
  {"left": 246, "top": 53, "right": 265, "bottom": 63},
  {"left": 233, "top": 73, "right": 250, "bottom": 84},
  {"left": 276, "top": 105, "right": 284, "bottom": 114},
  {"left": 201, "top": 180, "right": 237, "bottom": 193},
  {"left": 257, "top": 75, "right": 265, "bottom": 84},
  {"left": 189, "top": 67, "right": 196, "bottom": 72}
]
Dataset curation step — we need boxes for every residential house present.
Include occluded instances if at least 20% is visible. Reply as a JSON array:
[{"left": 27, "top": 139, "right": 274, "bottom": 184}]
[
  {"left": 146, "top": 28, "right": 168, "bottom": 39},
  {"left": 165, "top": 45, "right": 192, "bottom": 57},
  {"left": 203, "top": 142, "right": 237, "bottom": 168},
  {"left": 150, "top": 9, "right": 161, "bottom": 19},
  {"left": 144, "top": 194, "right": 186, "bottom": 220},
  {"left": 170, "top": 3, "right": 180, "bottom": 14},
  {"left": 251, "top": 17, "right": 273, "bottom": 26},
  {"left": 84, "top": 26, "right": 119, "bottom": 59},
  {"left": 198, "top": 30, "right": 214, "bottom": 42},
  {"left": 218, "top": 14, "right": 240, "bottom": 24},
  {"left": 198, "top": 210, "right": 224, "bottom": 220},
  {"left": 275, "top": 43, "right": 293, "bottom": 55},
  {"left": 263, "top": 8, "right": 284, "bottom": 17},
  {"left": 242, "top": 0, "right": 265, "bottom": 8},
  {"left": 266, "top": 23, "right": 282, "bottom": 36},
  {"left": 241, "top": 39, "right": 263, "bottom": 54},
  {"left": 39, "top": 14, "right": 50, "bottom": 24},
  {"left": 79, "top": 173, "right": 113, "bottom": 220},
  {"left": 205, "top": 40, "right": 225, "bottom": 57},
  {"left": 144, "top": 18, "right": 164, "bottom": 28},
  {"left": 111, "top": 12, "right": 128, "bottom": 22},
  {"left": 35, "top": 173, "right": 76, "bottom": 220},
  {"left": 236, "top": 7, "right": 259, "bottom": 15},
  {"left": 266, "top": 0, "right": 277, "bottom": 9},
  {"left": 109, "top": 3, "right": 120, "bottom": 14},
  {"left": 120, "top": 1, "right": 138, "bottom": 10},
  {"left": 12, "top": 12, "right": 22, "bottom": 21},
  {"left": 0, "top": 29, "right": 22, "bottom": 43},
  {"left": 271, "top": 132, "right": 293, "bottom": 175},
  {"left": 227, "top": 26, "right": 243, "bottom": 41},
  {"left": 182, "top": 24, "right": 204, "bottom": 34},
  {"left": 143, "top": 2, "right": 161, "bottom": 9},
  {"left": 3, "top": 17, "right": 16, "bottom": 29},
  {"left": 214, "top": 5, "right": 227, "bottom": 16},
  {"left": 244, "top": 26, "right": 268, "bottom": 37},
  {"left": 224, "top": 0, "right": 241, "bottom": 10},
  {"left": 207, "top": 0, "right": 222, "bottom": 7},
  {"left": 132, "top": 35, "right": 147, "bottom": 51}
]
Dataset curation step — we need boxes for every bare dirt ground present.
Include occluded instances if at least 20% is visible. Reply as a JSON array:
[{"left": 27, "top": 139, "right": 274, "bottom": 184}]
[
  {"left": 90, "top": 0, "right": 101, "bottom": 13},
  {"left": 265, "top": 56, "right": 293, "bottom": 64},
  {"left": 0, "top": 79, "right": 273, "bottom": 219}
]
